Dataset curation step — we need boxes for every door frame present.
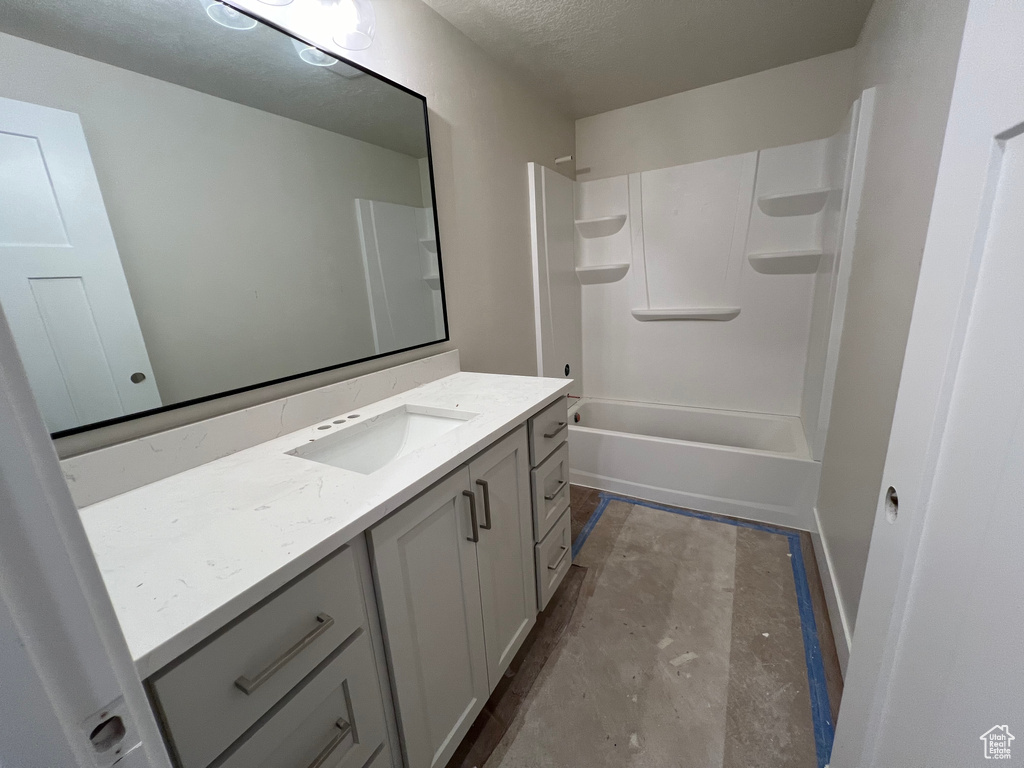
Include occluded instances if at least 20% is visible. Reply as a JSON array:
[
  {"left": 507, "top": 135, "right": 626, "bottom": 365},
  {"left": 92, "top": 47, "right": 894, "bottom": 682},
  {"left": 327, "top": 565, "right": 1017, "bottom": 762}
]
[
  {"left": 831, "top": 1, "right": 1019, "bottom": 765},
  {"left": 0, "top": 305, "right": 171, "bottom": 767}
]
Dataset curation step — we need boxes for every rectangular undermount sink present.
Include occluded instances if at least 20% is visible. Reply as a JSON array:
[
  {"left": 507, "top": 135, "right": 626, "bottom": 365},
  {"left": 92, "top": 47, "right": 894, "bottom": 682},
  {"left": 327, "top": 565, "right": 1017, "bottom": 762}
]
[{"left": 287, "top": 405, "right": 478, "bottom": 475}]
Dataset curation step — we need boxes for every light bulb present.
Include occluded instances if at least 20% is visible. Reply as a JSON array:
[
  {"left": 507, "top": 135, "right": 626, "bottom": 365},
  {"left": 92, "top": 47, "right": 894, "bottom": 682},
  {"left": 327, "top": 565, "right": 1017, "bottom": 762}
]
[
  {"left": 291, "top": 38, "right": 336, "bottom": 67},
  {"left": 202, "top": 0, "right": 257, "bottom": 29},
  {"left": 331, "top": 0, "right": 375, "bottom": 51}
]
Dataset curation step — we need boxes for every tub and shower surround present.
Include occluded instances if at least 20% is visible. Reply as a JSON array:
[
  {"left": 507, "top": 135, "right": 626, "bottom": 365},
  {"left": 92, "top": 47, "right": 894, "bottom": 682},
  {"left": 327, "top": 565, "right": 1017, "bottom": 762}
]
[{"left": 531, "top": 90, "right": 875, "bottom": 530}]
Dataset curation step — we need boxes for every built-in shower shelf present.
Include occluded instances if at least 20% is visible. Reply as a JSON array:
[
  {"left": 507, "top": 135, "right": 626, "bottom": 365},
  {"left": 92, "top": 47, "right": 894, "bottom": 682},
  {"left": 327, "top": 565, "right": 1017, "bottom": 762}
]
[
  {"left": 757, "top": 188, "right": 831, "bottom": 217},
  {"left": 748, "top": 250, "right": 823, "bottom": 275},
  {"left": 424, "top": 271, "right": 441, "bottom": 290},
  {"left": 576, "top": 262, "right": 630, "bottom": 284},
  {"left": 575, "top": 214, "right": 627, "bottom": 239},
  {"left": 419, "top": 237, "right": 437, "bottom": 254},
  {"left": 631, "top": 307, "right": 741, "bottom": 322}
]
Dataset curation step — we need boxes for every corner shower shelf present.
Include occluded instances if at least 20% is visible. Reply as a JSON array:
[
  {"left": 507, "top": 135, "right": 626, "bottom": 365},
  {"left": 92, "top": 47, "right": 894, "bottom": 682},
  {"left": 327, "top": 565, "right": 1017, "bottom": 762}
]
[
  {"left": 424, "top": 271, "right": 441, "bottom": 290},
  {"left": 631, "top": 307, "right": 740, "bottom": 322},
  {"left": 575, "top": 214, "right": 627, "bottom": 239},
  {"left": 419, "top": 237, "right": 437, "bottom": 254},
  {"left": 748, "top": 250, "right": 823, "bottom": 275},
  {"left": 576, "top": 262, "right": 630, "bottom": 285},
  {"left": 757, "top": 188, "right": 831, "bottom": 217}
]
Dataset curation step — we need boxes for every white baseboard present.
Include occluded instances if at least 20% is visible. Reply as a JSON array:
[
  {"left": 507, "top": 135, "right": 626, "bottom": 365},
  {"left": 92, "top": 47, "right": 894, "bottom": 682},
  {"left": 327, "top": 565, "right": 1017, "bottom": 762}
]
[{"left": 811, "top": 505, "right": 852, "bottom": 676}]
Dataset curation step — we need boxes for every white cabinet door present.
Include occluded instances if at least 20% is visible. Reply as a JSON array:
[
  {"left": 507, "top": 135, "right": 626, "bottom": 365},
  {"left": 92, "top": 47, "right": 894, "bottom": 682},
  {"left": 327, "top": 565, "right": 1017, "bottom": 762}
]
[
  {"left": 368, "top": 468, "right": 489, "bottom": 768},
  {"left": 0, "top": 96, "right": 161, "bottom": 433},
  {"left": 470, "top": 426, "right": 538, "bottom": 685}
]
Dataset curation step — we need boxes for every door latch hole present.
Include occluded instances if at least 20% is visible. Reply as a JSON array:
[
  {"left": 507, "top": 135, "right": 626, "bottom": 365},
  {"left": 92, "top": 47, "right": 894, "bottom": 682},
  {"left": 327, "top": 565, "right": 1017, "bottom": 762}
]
[
  {"left": 884, "top": 486, "right": 899, "bottom": 523},
  {"left": 89, "top": 716, "right": 126, "bottom": 753}
]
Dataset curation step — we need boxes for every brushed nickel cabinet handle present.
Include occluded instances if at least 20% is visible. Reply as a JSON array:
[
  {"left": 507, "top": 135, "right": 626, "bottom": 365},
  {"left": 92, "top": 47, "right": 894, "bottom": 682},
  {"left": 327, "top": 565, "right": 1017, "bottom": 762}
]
[
  {"left": 307, "top": 718, "right": 353, "bottom": 768},
  {"left": 544, "top": 479, "right": 567, "bottom": 501},
  {"left": 234, "top": 613, "right": 334, "bottom": 695},
  {"left": 464, "top": 490, "right": 480, "bottom": 542},
  {"left": 476, "top": 479, "right": 493, "bottom": 530},
  {"left": 543, "top": 421, "right": 568, "bottom": 439},
  {"left": 548, "top": 545, "right": 570, "bottom": 571}
]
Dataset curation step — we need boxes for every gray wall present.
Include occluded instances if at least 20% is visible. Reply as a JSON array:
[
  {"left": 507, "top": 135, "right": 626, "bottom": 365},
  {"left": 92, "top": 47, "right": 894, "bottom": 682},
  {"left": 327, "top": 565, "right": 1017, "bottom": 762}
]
[
  {"left": 575, "top": 49, "right": 856, "bottom": 180},
  {"left": 815, "top": 0, "right": 970, "bottom": 627},
  {"left": 0, "top": 31, "right": 427, "bottom": 406}
]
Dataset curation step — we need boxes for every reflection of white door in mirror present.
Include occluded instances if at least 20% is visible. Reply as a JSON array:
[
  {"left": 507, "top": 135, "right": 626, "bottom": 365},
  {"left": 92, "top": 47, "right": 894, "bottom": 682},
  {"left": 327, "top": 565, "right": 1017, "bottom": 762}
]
[{"left": 0, "top": 96, "right": 161, "bottom": 433}]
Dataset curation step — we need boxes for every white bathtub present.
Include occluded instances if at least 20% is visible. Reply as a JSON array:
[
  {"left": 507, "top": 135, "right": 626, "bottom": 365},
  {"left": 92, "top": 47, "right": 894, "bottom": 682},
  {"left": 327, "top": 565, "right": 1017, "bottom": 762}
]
[{"left": 568, "top": 398, "right": 820, "bottom": 530}]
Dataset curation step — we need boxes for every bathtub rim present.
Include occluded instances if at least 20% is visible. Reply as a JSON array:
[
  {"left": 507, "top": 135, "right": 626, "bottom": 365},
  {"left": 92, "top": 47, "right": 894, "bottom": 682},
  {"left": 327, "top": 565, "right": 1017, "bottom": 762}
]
[{"left": 567, "top": 396, "right": 812, "bottom": 461}]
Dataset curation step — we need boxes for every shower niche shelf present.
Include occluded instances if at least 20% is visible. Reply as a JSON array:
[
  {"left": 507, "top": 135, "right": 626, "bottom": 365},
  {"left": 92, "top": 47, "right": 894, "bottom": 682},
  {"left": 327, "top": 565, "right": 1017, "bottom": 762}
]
[
  {"left": 631, "top": 307, "right": 741, "bottom": 322},
  {"left": 419, "top": 237, "right": 437, "bottom": 254},
  {"left": 756, "top": 188, "right": 831, "bottom": 217},
  {"left": 747, "top": 250, "right": 822, "bottom": 275},
  {"left": 424, "top": 271, "right": 441, "bottom": 290},
  {"left": 576, "top": 262, "right": 630, "bottom": 284},
  {"left": 575, "top": 214, "right": 627, "bottom": 239}
]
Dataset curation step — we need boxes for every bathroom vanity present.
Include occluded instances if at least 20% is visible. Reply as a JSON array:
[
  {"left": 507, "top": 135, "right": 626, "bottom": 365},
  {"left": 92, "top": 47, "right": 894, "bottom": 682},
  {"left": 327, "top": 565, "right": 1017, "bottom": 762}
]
[
  {"left": 0, "top": 5, "right": 576, "bottom": 766},
  {"left": 76, "top": 372, "right": 571, "bottom": 768}
]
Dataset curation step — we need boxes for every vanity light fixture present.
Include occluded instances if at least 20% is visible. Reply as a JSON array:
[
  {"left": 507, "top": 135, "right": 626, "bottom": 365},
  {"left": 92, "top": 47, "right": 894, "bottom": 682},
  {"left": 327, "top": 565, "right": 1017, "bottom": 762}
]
[
  {"left": 201, "top": 0, "right": 258, "bottom": 29},
  {"left": 291, "top": 37, "right": 336, "bottom": 66}
]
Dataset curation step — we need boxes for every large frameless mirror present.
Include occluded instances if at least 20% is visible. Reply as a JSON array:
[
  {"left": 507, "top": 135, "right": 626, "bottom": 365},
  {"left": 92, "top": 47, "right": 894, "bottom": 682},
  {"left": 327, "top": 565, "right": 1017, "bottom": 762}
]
[{"left": 0, "top": 0, "right": 447, "bottom": 437}]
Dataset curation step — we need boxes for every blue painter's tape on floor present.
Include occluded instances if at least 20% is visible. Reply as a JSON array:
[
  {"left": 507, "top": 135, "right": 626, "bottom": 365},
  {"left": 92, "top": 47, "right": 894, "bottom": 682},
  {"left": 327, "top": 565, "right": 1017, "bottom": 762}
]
[
  {"left": 788, "top": 533, "right": 835, "bottom": 767},
  {"left": 572, "top": 492, "right": 834, "bottom": 768},
  {"left": 572, "top": 495, "right": 610, "bottom": 561}
]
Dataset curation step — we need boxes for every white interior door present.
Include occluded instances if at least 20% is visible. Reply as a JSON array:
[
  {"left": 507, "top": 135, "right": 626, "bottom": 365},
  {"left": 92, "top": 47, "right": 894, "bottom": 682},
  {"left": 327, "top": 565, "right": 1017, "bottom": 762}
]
[
  {"left": 0, "top": 96, "right": 160, "bottom": 433},
  {"left": 0, "top": 308, "right": 171, "bottom": 767},
  {"left": 833, "top": 3, "right": 1024, "bottom": 765}
]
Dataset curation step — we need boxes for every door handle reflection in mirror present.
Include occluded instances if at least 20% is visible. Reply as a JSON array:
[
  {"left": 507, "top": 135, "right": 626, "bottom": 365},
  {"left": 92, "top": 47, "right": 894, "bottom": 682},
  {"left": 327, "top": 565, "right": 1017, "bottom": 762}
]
[
  {"left": 544, "top": 421, "right": 568, "bottom": 439},
  {"left": 234, "top": 613, "right": 334, "bottom": 695},
  {"left": 130, "top": 372, "right": 147, "bottom": 384},
  {"left": 544, "top": 479, "right": 567, "bottom": 501},
  {"left": 307, "top": 718, "right": 353, "bottom": 768},
  {"left": 476, "top": 479, "right": 492, "bottom": 529},
  {"left": 464, "top": 490, "right": 479, "bottom": 542},
  {"left": 548, "top": 545, "right": 569, "bottom": 571}
]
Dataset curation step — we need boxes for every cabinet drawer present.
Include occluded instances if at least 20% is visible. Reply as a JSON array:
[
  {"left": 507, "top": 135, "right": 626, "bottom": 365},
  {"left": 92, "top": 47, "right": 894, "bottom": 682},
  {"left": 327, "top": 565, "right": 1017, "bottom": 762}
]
[
  {"left": 216, "top": 630, "right": 387, "bottom": 768},
  {"left": 530, "top": 442, "right": 569, "bottom": 542},
  {"left": 534, "top": 507, "right": 572, "bottom": 611},
  {"left": 528, "top": 397, "right": 568, "bottom": 466},
  {"left": 152, "top": 547, "right": 365, "bottom": 768}
]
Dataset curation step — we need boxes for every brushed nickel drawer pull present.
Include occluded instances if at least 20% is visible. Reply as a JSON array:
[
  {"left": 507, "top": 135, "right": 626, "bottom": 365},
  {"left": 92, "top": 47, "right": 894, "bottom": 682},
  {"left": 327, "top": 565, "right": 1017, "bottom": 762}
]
[
  {"left": 548, "top": 545, "right": 570, "bottom": 571},
  {"left": 544, "top": 479, "right": 567, "bottom": 501},
  {"left": 543, "top": 421, "right": 568, "bottom": 439},
  {"left": 307, "top": 718, "right": 353, "bottom": 768},
  {"left": 234, "top": 613, "right": 334, "bottom": 695},
  {"left": 476, "top": 479, "right": 493, "bottom": 530}
]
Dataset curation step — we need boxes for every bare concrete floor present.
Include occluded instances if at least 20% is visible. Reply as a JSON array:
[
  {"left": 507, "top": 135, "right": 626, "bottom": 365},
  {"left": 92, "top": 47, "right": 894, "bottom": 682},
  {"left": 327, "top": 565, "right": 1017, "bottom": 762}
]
[{"left": 467, "top": 489, "right": 840, "bottom": 768}]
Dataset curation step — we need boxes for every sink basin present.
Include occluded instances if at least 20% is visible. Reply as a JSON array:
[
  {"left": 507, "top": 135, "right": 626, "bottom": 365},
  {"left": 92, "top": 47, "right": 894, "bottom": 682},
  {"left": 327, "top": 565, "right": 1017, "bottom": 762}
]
[{"left": 287, "top": 404, "right": 477, "bottom": 475}]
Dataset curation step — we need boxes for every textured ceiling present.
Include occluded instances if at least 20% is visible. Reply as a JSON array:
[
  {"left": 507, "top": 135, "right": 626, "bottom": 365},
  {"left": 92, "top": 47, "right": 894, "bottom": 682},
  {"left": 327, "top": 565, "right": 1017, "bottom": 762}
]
[
  {"left": 421, "top": 0, "right": 874, "bottom": 118},
  {"left": 0, "top": 0, "right": 428, "bottom": 157}
]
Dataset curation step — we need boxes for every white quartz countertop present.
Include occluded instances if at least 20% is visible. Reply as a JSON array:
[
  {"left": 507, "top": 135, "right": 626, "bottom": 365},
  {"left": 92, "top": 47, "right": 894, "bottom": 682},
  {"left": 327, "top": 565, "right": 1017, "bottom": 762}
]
[{"left": 79, "top": 372, "right": 571, "bottom": 678}]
